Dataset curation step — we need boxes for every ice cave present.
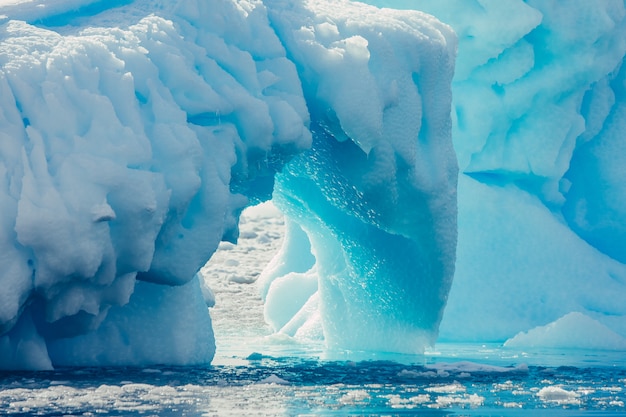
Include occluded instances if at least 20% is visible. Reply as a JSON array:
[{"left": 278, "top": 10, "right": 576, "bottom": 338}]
[{"left": 1, "top": 0, "right": 626, "bottom": 371}]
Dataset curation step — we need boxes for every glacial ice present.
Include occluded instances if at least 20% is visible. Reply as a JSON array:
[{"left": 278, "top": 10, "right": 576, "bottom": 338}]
[
  {"left": 2, "top": 0, "right": 626, "bottom": 371},
  {"left": 0, "top": 0, "right": 457, "bottom": 369},
  {"left": 0, "top": 0, "right": 313, "bottom": 368},
  {"left": 504, "top": 312, "right": 626, "bottom": 351},
  {"left": 355, "top": 0, "right": 626, "bottom": 346},
  {"left": 264, "top": 0, "right": 458, "bottom": 353}
]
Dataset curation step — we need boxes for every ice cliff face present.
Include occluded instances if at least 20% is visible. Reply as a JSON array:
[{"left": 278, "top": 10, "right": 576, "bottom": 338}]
[
  {"left": 0, "top": 0, "right": 313, "bottom": 368},
  {"left": 3, "top": 0, "right": 626, "bottom": 370},
  {"left": 360, "top": 0, "right": 626, "bottom": 344},
  {"left": 0, "top": 0, "right": 457, "bottom": 369}
]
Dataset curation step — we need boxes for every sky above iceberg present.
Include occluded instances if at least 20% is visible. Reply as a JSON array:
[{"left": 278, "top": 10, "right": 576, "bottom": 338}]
[{"left": 1, "top": 0, "right": 626, "bottom": 370}]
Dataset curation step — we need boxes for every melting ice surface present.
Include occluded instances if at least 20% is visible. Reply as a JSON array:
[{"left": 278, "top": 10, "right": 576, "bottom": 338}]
[
  {"left": 264, "top": 0, "right": 626, "bottom": 359},
  {"left": 0, "top": 0, "right": 626, "bottom": 405}
]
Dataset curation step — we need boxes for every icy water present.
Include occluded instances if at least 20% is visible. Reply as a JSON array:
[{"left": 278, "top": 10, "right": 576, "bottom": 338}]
[
  {"left": 3, "top": 205, "right": 625, "bottom": 416},
  {"left": 1, "top": 345, "right": 626, "bottom": 416}
]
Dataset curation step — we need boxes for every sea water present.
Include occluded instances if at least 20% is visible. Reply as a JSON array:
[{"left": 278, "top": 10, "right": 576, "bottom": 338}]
[{"left": 1, "top": 343, "right": 625, "bottom": 416}]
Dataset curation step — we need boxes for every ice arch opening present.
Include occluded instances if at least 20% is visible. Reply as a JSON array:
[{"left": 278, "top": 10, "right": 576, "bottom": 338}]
[
  {"left": 0, "top": 0, "right": 457, "bottom": 370},
  {"left": 257, "top": 0, "right": 458, "bottom": 354}
]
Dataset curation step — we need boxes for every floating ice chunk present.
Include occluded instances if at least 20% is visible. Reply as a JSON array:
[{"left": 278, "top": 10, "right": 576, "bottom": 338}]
[
  {"left": 505, "top": 312, "right": 626, "bottom": 351},
  {"left": 425, "top": 361, "right": 528, "bottom": 375},
  {"left": 434, "top": 393, "right": 484, "bottom": 408},
  {"left": 536, "top": 386, "right": 581, "bottom": 406},
  {"left": 258, "top": 374, "right": 289, "bottom": 385},
  {"left": 339, "top": 389, "right": 370, "bottom": 405},
  {"left": 425, "top": 383, "right": 465, "bottom": 394}
]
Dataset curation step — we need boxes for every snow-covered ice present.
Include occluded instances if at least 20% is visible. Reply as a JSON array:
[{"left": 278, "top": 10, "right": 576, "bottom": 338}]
[
  {"left": 1, "top": 0, "right": 626, "bottom": 371},
  {"left": 360, "top": 0, "right": 626, "bottom": 345},
  {"left": 0, "top": 0, "right": 457, "bottom": 368},
  {"left": 0, "top": 0, "right": 312, "bottom": 369}
]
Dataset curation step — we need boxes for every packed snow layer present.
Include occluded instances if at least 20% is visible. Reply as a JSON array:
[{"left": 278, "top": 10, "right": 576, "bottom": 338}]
[
  {"left": 359, "top": 0, "right": 626, "bottom": 344},
  {"left": 0, "top": 0, "right": 457, "bottom": 368}
]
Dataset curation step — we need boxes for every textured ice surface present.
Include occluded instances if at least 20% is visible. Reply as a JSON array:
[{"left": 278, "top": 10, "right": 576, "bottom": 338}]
[
  {"left": 0, "top": 0, "right": 457, "bottom": 368},
  {"left": 359, "top": 0, "right": 626, "bottom": 344},
  {"left": 262, "top": 0, "right": 458, "bottom": 354},
  {"left": 505, "top": 312, "right": 626, "bottom": 351},
  {"left": 3, "top": 0, "right": 626, "bottom": 371},
  {"left": 0, "top": 0, "right": 311, "bottom": 369}
]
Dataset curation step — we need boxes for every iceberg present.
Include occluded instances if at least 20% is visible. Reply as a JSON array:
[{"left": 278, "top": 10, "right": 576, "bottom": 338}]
[
  {"left": 0, "top": 0, "right": 313, "bottom": 369},
  {"left": 358, "top": 0, "right": 626, "bottom": 344},
  {"left": 2, "top": 0, "right": 626, "bottom": 370},
  {"left": 0, "top": 0, "right": 457, "bottom": 369},
  {"left": 262, "top": 0, "right": 458, "bottom": 353}
]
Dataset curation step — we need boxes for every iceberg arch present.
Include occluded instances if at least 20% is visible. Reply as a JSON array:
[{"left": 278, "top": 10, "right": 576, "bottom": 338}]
[
  {"left": 5, "top": 0, "right": 626, "bottom": 370},
  {"left": 262, "top": 0, "right": 458, "bottom": 354},
  {"left": 0, "top": 0, "right": 457, "bottom": 369}
]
